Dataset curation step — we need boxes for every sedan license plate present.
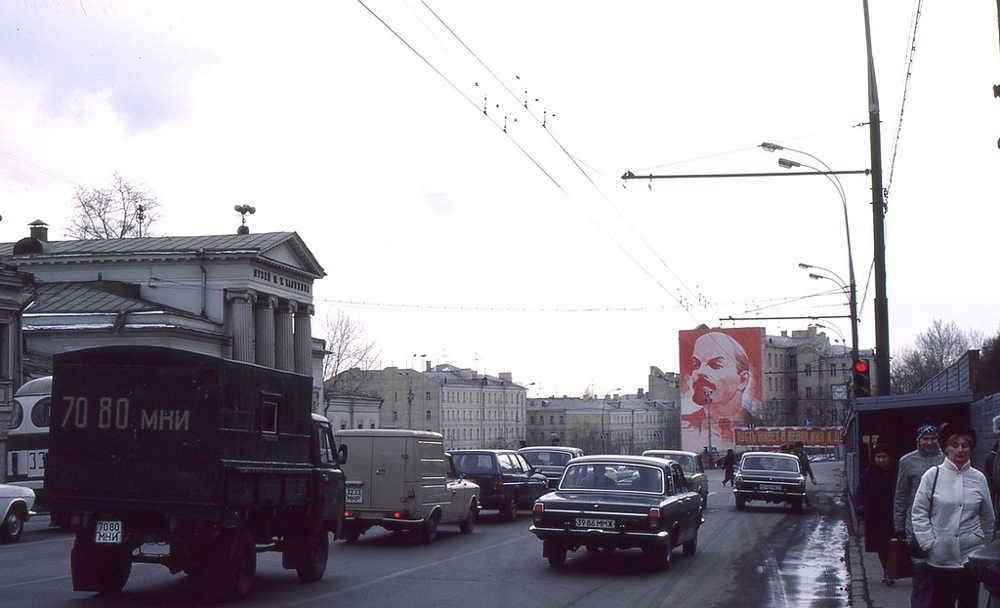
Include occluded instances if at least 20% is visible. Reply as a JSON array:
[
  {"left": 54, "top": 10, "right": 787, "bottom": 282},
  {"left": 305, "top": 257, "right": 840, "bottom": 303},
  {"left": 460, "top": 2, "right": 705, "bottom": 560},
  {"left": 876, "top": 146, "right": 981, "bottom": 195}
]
[
  {"left": 346, "top": 487, "right": 363, "bottom": 503},
  {"left": 95, "top": 520, "right": 122, "bottom": 544},
  {"left": 575, "top": 517, "right": 614, "bottom": 529},
  {"left": 759, "top": 484, "right": 782, "bottom": 491}
]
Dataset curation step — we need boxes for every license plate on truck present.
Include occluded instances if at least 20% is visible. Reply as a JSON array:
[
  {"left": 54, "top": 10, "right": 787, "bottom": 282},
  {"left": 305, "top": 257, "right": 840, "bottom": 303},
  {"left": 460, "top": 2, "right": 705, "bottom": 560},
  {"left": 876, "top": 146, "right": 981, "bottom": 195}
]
[
  {"left": 95, "top": 520, "right": 122, "bottom": 544},
  {"left": 346, "top": 487, "right": 363, "bottom": 503}
]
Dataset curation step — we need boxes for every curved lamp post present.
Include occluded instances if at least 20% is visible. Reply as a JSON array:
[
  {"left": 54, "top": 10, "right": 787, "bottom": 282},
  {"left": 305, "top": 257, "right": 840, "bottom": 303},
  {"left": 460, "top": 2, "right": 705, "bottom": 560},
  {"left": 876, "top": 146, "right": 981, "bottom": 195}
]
[{"left": 761, "top": 143, "right": 860, "bottom": 367}]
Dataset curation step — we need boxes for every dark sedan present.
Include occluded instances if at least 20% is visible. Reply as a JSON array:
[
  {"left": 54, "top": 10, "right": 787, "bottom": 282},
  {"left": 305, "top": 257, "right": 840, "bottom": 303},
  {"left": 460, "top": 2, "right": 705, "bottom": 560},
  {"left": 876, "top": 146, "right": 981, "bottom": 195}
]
[
  {"left": 529, "top": 455, "right": 702, "bottom": 569},
  {"left": 733, "top": 451, "right": 807, "bottom": 512},
  {"left": 518, "top": 446, "right": 584, "bottom": 489}
]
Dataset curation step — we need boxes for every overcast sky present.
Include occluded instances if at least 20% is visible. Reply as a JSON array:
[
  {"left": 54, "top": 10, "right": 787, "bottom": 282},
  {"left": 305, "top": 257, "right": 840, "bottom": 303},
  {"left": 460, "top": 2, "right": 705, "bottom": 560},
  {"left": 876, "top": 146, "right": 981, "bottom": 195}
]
[{"left": 1, "top": 1, "right": 998, "bottom": 398}]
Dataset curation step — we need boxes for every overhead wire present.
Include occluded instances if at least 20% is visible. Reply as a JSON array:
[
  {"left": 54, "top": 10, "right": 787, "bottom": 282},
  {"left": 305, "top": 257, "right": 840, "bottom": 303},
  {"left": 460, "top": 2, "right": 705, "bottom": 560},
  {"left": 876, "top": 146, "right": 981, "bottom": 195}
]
[{"left": 411, "top": 0, "right": 711, "bottom": 325}]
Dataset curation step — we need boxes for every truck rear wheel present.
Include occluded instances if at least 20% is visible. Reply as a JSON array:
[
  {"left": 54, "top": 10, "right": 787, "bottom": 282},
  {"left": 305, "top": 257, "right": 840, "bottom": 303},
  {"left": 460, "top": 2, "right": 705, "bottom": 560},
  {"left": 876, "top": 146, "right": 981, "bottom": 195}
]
[
  {"left": 206, "top": 531, "right": 256, "bottom": 602},
  {"left": 71, "top": 532, "right": 132, "bottom": 595},
  {"left": 96, "top": 547, "right": 132, "bottom": 595},
  {"left": 294, "top": 530, "right": 329, "bottom": 583}
]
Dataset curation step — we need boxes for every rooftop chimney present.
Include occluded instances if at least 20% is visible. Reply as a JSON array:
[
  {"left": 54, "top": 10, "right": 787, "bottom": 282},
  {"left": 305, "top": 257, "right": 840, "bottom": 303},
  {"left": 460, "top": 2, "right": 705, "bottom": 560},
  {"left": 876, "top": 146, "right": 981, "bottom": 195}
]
[{"left": 28, "top": 219, "right": 48, "bottom": 242}]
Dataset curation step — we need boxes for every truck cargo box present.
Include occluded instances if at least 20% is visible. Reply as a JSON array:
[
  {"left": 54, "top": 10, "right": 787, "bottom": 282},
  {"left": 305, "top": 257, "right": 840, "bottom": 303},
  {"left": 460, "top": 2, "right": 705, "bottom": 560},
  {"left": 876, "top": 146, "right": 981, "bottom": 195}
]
[{"left": 46, "top": 346, "right": 318, "bottom": 519}]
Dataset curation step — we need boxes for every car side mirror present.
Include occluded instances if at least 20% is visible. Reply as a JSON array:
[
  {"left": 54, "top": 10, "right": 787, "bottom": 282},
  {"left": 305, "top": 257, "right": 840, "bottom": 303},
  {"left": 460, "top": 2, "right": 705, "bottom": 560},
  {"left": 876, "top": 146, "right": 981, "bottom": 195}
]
[{"left": 337, "top": 443, "right": 349, "bottom": 465}]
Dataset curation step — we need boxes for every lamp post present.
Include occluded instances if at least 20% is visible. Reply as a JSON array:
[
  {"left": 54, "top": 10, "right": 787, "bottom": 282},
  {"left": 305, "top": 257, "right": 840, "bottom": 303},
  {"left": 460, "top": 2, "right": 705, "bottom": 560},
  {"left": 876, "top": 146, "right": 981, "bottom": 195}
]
[
  {"left": 600, "top": 388, "right": 619, "bottom": 453},
  {"left": 799, "top": 262, "right": 860, "bottom": 366},
  {"left": 761, "top": 143, "right": 860, "bottom": 368}
]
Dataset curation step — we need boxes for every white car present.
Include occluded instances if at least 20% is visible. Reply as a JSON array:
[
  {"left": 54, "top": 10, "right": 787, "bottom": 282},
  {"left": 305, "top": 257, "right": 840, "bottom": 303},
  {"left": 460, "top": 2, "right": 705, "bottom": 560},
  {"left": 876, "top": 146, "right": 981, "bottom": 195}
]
[{"left": 0, "top": 483, "right": 35, "bottom": 543}]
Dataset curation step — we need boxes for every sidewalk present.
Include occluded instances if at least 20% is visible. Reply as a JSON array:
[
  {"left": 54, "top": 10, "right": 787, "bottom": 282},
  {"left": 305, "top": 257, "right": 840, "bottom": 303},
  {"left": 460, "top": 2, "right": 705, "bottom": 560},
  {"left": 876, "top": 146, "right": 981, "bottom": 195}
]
[{"left": 846, "top": 515, "right": 913, "bottom": 608}]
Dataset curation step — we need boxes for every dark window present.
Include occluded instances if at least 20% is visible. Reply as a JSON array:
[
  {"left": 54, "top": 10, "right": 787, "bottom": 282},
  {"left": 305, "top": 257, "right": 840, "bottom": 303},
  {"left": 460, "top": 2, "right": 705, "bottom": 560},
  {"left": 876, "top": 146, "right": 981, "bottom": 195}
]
[
  {"left": 31, "top": 398, "right": 51, "bottom": 428},
  {"left": 260, "top": 394, "right": 279, "bottom": 436}
]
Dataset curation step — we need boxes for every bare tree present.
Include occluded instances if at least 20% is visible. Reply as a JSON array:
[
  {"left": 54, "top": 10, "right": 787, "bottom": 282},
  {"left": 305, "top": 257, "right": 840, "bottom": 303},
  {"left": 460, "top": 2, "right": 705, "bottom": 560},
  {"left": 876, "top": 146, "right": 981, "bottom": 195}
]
[
  {"left": 981, "top": 330, "right": 1000, "bottom": 396},
  {"left": 66, "top": 172, "right": 159, "bottom": 239},
  {"left": 322, "top": 310, "right": 380, "bottom": 392},
  {"left": 891, "top": 319, "right": 983, "bottom": 394}
]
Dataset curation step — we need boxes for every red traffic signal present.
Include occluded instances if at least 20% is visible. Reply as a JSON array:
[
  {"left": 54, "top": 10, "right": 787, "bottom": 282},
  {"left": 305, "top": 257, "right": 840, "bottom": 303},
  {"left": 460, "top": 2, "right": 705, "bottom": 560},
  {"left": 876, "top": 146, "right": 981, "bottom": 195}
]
[{"left": 852, "top": 359, "right": 871, "bottom": 398}]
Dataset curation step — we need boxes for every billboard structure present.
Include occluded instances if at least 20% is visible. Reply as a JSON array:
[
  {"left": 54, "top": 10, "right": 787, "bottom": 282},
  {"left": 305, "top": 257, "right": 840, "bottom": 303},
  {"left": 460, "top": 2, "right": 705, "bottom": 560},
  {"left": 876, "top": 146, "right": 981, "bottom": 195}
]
[{"left": 679, "top": 327, "right": 764, "bottom": 455}]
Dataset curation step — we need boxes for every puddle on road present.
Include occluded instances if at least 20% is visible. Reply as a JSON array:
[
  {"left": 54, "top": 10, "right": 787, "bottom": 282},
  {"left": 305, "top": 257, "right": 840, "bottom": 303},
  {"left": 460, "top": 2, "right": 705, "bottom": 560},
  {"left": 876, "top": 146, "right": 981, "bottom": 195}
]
[{"left": 761, "top": 495, "right": 850, "bottom": 608}]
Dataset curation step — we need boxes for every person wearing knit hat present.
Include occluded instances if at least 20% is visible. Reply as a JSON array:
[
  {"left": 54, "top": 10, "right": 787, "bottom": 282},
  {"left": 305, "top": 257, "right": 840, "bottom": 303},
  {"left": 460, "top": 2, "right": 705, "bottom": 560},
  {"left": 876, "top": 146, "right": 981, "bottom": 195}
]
[
  {"left": 856, "top": 443, "right": 898, "bottom": 585},
  {"left": 893, "top": 418, "right": 944, "bottom": 608}
]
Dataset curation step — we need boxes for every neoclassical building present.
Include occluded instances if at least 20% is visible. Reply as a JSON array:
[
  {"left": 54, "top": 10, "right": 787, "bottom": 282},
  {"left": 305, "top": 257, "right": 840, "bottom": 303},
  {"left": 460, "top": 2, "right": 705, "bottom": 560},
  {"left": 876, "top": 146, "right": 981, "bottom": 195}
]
[
  {"left": 0, "top": 220, "right": 328, "bottom": 406},
  {"left": 337, "top": 362, "right": 530, "bottom": 450}
]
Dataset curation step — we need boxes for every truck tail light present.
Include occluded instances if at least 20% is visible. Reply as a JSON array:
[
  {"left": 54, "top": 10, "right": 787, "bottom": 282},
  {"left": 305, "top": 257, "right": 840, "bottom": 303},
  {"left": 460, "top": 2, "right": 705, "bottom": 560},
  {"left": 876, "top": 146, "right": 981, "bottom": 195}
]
[{"left": 493, "top": 475, "right": 503, "bottom": 491}]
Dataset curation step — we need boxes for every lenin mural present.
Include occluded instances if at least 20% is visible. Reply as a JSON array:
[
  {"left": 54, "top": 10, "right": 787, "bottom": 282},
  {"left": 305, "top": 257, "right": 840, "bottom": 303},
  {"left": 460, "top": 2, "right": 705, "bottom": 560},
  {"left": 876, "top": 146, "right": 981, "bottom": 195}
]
[{"left": 680, "top": 327, "right": 764, "bottom": 455}]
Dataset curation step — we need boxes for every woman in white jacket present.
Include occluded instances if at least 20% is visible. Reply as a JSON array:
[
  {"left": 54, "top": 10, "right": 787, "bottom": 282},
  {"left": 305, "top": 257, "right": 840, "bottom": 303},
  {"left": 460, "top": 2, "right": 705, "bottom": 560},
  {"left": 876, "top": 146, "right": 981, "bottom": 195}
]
[{"left": 911, "top": 422, "right": 995, "bottom": 608}]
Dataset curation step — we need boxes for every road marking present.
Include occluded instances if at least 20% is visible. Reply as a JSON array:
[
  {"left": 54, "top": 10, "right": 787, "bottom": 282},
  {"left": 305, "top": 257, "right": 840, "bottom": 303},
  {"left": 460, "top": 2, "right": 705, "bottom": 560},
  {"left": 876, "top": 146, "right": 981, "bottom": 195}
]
[{"left": 286, "top": 535, "right": 528, "bottom": 606}]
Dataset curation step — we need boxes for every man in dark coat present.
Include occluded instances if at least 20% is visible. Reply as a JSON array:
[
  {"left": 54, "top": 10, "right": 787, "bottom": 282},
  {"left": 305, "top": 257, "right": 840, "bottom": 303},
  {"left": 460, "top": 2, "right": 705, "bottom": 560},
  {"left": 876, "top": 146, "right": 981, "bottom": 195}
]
[
  {"left": 722, "top": 449, "right": 736, "bottom": 487},
  {"left": 857, "top": 443, "right": 898, "bottom": 586}
]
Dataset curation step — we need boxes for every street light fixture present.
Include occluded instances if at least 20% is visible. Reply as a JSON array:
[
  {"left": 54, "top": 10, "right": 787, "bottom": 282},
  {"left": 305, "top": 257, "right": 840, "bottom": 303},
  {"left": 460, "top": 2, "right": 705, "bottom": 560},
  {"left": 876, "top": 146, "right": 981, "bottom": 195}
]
[{"left": 762, "top": 143, "right": 860, "bottom": 368}]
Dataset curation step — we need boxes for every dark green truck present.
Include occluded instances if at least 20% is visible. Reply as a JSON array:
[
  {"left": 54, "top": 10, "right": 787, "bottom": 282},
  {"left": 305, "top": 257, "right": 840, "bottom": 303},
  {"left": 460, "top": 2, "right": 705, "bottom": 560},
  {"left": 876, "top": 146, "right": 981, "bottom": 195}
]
[{"left": 45, "top": 346, "right": 347, "bottom": 601}]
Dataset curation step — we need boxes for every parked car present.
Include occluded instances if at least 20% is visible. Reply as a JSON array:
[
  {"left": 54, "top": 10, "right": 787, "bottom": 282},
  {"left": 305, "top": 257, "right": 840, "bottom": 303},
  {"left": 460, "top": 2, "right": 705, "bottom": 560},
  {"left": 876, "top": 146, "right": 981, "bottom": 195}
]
[
  {"left": 642, "top": 449, "right": 709, "bottom": 509},
  {"left": 529, "top": 455, "right": 702, "bottom": 569},
  {"left": 336, "top": 429, "right": 480, "bottom": 544},
  {"left": 0, "top": 483, "right": 35, "bottom": 543},
  {"left": 517, "top": 446, "right": 584, "bottom": 489},
  {"left": 733, "top": 451, "right": 807, "bottom": 512},
  {"left": 449, "top": 449, "right": 548, "bottom": 521}
]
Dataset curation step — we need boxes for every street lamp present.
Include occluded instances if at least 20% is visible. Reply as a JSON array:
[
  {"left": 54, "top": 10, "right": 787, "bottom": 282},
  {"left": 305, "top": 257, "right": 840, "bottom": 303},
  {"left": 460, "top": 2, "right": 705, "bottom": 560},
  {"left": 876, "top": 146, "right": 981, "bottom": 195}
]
[
  {"left": 762, "top": 143, "right": 860, "bottom": 367},
  {"left": 600, "top": 388, "right": 619, "bottom": 453}
]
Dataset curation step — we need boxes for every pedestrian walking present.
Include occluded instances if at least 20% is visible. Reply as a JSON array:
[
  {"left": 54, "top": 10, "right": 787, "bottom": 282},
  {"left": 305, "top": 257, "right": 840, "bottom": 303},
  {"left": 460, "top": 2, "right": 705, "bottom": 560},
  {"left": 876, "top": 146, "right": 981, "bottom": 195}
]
[
  {"left": 722, "top": 448, "right": 736, "bottom": 487},
  {"left": 910, "top": 422, "right": 994, "bottom": 608},
  {"left": 856, "top": 443, "right": 898, "bottom": 586},
  {"left": 894, "top": 419, "right": 945, "bottom": 608},
  {"left": 792, "top": 441, "right": 816, "bottom": 506}
]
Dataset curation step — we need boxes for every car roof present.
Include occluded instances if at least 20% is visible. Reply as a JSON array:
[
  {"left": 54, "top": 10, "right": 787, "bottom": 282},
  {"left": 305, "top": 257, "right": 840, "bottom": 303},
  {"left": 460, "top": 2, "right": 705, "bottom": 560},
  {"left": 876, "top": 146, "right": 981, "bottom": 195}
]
[
  {"left": 741, "top": 451, "right": 798, "bottom": 459},
  {"left": 518, "top": 446, "right": 582, "bottom": 453},
  {"left": 566, "top": 455, "right": 674, "bottom": 468},
  {"left": 447, "top": 449, "right": 518, "bottom": 455},
  {"left": 643, "top": 449, "right": 697, "bottom": 458}
]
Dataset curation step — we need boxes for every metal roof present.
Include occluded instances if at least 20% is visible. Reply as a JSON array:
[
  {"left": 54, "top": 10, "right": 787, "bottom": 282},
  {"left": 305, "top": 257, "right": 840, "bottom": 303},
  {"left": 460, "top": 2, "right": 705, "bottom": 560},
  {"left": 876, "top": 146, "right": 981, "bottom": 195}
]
[{"left": 1, "top": 232, "right": 325, "bottom": 278}]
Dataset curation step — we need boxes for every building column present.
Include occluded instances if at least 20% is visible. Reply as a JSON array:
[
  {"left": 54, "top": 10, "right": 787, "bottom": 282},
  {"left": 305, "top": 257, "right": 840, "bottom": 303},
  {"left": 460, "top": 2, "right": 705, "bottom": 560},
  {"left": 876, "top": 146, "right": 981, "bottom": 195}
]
[
  {"left": 226, "top": 289, "right": 256, "bottom": 364},
  {"left": 254, "top": 295, "right": 278, "bottom": 368},
  {"left": 293, "top": 303, "right": 314, "bottom": 376},
  {"left": 275, "top": 301, "right": 296, "bottom": 372}
]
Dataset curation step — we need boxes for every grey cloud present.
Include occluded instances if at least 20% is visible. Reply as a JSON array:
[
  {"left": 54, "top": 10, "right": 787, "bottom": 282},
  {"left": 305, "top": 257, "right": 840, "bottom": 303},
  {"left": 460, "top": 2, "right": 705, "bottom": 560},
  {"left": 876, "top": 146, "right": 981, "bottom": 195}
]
[{"left": 1, "top": 6, "right": 209, "bottom": 132}]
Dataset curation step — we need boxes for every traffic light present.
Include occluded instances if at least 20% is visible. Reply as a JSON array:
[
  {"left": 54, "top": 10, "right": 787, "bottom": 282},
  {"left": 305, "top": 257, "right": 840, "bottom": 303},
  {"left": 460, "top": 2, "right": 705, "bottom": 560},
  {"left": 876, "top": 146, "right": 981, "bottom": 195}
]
[{"left": 852, "top": 359, "right": 871, "bottom": 398}]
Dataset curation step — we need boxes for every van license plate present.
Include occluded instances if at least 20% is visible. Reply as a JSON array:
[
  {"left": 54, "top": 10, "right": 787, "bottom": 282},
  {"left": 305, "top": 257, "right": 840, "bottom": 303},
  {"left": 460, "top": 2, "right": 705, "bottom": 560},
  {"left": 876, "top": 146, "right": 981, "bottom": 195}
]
[
  {"left": 346, "top": 487, "right": 363, "bottom": 503},
  {"left": 95, "top": 521, "right": 122, "bottom": 544}
]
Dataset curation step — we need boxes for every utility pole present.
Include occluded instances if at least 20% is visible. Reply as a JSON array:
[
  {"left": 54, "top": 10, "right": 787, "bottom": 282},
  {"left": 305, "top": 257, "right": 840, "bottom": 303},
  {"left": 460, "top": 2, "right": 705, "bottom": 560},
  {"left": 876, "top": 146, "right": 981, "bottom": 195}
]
[{"left": 863, "top": 0, "right": 890, "bottom": 395}]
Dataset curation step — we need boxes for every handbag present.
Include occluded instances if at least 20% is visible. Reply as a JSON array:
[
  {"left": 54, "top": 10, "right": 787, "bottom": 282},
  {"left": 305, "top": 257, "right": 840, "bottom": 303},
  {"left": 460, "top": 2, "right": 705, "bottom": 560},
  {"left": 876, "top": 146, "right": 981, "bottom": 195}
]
[
  {"left": 908, "top": 466, "right": 940, "bottom": 559},
  {"left": 888, "top": 537, "right": 914, "bottom": 579}
]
